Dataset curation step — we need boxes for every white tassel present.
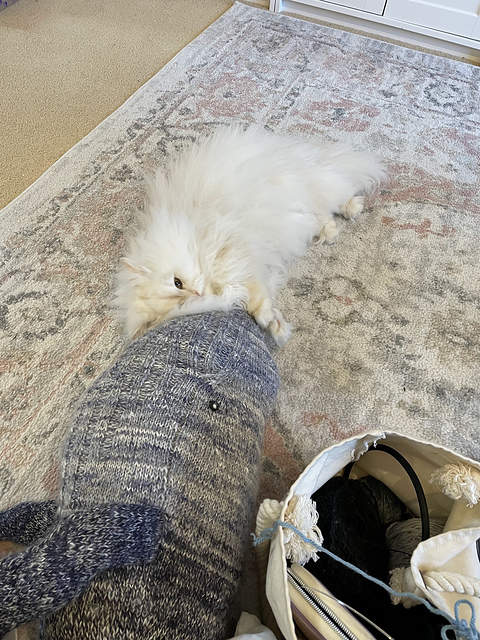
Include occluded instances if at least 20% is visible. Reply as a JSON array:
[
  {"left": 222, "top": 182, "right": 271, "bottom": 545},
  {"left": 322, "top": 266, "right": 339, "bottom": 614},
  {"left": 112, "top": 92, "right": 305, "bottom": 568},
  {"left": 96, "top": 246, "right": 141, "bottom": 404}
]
[
  {"left": 430, "top": 463, "right": 480, "bottom": 507},
  {"left": 283, "top": 495, "right": 323, "bottom": 565}
]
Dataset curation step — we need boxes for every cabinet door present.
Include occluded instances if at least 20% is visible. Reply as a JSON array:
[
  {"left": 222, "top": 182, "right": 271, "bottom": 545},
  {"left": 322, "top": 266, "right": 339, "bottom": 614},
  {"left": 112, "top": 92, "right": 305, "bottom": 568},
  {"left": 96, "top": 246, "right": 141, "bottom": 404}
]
[{"left": 384, "top": 0, "right": 480, "bottom": 38}]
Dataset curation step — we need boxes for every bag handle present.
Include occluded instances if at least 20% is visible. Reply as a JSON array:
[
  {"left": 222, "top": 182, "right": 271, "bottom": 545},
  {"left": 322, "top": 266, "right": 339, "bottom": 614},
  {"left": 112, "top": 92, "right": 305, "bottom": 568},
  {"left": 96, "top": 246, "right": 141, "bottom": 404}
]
[
  {"left": 345, "top": 446, "right": 480, "bottom": 599},
  {"left": 342, "top": 443, "right": 431, "bottom": 541}
]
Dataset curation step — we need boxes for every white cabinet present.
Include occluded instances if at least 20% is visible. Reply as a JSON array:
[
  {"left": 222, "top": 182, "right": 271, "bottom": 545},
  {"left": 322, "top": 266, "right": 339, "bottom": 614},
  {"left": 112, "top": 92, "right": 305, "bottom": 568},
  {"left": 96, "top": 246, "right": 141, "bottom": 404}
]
[
  {"left": 269, "top": 0, "right": 480, "bottom": 61},
  {"left": 384, "top": 0, "right": 480, "bottom": 39}
]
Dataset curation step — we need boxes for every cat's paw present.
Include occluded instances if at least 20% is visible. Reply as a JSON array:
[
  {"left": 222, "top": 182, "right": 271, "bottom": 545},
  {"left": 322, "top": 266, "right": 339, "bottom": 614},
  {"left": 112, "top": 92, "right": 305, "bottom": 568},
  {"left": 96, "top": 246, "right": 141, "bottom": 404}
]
[
  {"left": 253, "top": 298, "right": 275, "bottom": 330},
  {"left": 315, "top": 218, "right": 342, "bottom": 245},
  {"left": 340, "top": 195, "right": 364, "bottom": 220},
  {"left": 268, "top": 310, "right": 291, "bottom": 346},
  {"left": 254, "top": 300, "right": 291, "bottom": 346}
]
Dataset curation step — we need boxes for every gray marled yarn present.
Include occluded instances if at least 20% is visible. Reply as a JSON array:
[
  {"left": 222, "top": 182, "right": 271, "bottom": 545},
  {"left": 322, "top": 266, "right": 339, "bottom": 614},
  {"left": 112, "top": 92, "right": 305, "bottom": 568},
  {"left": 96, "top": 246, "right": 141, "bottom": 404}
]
[
  {"left": 0, "top": 310, "right": 279, "bottom": 639},
  {"left": 386, "top": 518, "right": 445, "bottom": 570}
]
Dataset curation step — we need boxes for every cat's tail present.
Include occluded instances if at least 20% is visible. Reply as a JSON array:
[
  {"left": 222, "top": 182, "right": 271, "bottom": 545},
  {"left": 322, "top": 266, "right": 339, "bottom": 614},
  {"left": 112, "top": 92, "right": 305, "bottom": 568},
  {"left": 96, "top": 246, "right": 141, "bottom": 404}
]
[
  {"left": 352, "top": 151, "right": 387, "bottom": 194},
  {"left": 322, "top": 141, "right": 387, "bottom": 194}
]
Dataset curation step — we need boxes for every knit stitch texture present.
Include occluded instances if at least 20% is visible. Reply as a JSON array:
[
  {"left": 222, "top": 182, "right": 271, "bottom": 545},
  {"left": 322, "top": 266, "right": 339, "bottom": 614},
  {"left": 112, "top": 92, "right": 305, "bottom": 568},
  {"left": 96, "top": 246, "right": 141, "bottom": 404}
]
[{"left": 0, "top": 310, "right": 279, "bottom": 639}]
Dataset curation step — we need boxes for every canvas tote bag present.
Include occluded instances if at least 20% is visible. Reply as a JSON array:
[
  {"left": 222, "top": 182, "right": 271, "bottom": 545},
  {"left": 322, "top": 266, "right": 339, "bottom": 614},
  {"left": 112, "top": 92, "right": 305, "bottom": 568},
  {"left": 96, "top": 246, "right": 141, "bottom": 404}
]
[{"left": 255, "top": 430, "right": 480, "bottom": 640}]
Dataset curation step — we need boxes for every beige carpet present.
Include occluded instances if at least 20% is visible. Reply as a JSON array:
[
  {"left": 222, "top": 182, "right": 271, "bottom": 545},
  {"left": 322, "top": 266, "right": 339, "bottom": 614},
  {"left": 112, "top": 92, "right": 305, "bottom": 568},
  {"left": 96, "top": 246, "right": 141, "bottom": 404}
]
[{"left": 0, "top": 0, "right": 232, "bottom": 210}]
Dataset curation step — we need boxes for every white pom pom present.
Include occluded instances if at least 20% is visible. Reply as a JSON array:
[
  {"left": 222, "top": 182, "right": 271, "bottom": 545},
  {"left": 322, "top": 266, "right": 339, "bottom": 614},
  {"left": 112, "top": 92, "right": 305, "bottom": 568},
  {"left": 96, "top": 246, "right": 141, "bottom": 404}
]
[
  {"left": 389, "top": 567, "right": 420, "bottom": 608},
  {"left": 431, "top": 463, "right": 480, "bottom": 506},
  {"left": 283, "top": 495, "right": 323, "bottom": 565}
]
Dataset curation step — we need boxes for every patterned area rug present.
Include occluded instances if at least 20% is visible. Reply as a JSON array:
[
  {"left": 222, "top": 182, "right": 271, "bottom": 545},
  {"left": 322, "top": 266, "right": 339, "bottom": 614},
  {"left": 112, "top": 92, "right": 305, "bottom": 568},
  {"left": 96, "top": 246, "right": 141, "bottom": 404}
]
[{"left": 1, "top": 0, "right": 480, "bottom": 628}]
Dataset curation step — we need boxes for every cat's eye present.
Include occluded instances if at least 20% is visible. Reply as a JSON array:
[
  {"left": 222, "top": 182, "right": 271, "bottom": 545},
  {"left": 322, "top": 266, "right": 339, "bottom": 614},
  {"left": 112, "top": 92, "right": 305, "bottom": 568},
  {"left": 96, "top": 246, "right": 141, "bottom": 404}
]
[{"left": 174, "top": 277, "right": 183, "bottom": 290}]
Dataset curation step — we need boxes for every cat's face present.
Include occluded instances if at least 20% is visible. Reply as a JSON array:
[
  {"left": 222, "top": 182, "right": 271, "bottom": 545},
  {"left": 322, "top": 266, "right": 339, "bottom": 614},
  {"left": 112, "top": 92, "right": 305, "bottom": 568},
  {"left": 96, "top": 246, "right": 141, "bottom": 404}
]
[{"left": 116, "top": 233, "right": 217, "bottom": 338}]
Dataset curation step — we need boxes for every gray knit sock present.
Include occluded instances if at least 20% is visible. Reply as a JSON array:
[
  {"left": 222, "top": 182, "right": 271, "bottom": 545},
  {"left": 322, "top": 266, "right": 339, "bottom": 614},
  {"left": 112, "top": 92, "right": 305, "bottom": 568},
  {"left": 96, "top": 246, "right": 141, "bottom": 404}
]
[{"left": 0, "top": 310, "right": 279, "bottom": 639}]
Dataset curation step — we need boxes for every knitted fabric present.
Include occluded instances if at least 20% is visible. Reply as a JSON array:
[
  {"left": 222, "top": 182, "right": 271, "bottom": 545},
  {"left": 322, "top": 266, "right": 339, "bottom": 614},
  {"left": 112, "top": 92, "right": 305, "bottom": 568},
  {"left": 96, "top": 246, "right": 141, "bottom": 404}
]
[
  {"left": 0, "top": 500, "right": 58, "bottom": 545},
  {"left": 0, "top": 310, "right": 279, "bottom": 639}
]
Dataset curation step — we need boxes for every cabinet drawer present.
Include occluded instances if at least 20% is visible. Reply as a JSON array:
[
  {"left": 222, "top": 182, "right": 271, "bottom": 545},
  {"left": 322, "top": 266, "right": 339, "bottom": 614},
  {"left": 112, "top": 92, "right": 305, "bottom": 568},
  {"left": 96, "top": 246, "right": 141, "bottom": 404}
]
[
  {"left": 384, "top": 0, "right": 480, "bottom": 38},
  {"left": 326, "top": 0, "right": 386, "bottom": 13}
]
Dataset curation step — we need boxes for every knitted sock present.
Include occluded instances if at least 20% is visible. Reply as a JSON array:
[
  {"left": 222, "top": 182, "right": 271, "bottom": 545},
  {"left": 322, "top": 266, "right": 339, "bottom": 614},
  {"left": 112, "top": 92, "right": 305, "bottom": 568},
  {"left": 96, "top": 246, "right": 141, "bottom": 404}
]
[
  {"left": 0, "top": 501, "right": 58, "bottom": 545},
  {"left": 0, "top": 504, "right": 162, "bottom": 635},
  {"left": 0, "top": 310, "right": 279, "bottom": 639}
]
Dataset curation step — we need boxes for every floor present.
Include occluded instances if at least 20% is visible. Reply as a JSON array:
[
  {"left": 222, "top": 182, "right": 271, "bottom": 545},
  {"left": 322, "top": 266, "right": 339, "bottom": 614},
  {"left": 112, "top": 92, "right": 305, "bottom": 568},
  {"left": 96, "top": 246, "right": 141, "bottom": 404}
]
[
  {"left": 0, "top": 0, "right": 232, "bottom": 209},
  {"left": 0, "top": 0, "right": 476, "bottom": 210}
]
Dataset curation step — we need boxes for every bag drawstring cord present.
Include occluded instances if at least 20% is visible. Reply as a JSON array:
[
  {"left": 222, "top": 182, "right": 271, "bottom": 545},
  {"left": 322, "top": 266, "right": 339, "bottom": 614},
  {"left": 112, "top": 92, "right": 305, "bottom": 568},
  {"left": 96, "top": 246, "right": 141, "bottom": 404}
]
[{"left": 252, "top": 520, "right": 479, "bottom": 640}]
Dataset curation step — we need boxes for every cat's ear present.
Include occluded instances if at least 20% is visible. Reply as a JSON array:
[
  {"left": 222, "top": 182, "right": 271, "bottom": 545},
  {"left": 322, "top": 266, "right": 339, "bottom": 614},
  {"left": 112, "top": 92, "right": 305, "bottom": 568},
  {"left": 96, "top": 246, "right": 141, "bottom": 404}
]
[{"left": 120, "top": 258, "right": 152, "bottom": 276}]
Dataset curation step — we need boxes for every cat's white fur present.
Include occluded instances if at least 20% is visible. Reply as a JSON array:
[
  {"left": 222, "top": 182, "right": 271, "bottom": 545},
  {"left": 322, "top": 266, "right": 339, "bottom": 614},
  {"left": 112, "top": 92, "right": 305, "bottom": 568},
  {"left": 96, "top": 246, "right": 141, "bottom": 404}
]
[{"left": 114, "top": 126, "right": 385, "bottom": 344}]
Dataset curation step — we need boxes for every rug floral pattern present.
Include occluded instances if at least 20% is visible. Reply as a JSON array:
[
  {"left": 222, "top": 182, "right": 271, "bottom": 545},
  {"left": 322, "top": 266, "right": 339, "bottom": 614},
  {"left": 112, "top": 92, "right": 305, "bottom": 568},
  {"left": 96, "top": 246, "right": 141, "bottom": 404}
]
[{"left": 1, "top": 0, "right": 480, "bottom": 569}]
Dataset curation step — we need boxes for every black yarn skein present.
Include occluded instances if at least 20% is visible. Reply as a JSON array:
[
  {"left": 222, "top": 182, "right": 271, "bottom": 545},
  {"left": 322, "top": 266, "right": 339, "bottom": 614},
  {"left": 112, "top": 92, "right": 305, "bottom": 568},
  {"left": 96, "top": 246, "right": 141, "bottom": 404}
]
[{"left": 305, "top": 476, "right": 445, "bottom": 640}]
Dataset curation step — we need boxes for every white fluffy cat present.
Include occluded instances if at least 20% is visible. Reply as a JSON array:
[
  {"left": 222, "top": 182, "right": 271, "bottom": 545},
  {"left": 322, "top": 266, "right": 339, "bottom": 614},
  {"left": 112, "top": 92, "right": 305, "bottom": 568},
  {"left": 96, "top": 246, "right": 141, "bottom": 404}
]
[{"left": 114, "top": 126, "right": 385, "bottom": 345}]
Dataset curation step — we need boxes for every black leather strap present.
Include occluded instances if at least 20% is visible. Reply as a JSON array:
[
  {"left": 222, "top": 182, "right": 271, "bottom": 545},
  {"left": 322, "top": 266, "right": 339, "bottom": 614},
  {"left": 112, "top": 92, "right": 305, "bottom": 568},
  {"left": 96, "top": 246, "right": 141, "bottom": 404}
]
[{"left": 343, "top": 443, "right": 430, "bottom": 541}]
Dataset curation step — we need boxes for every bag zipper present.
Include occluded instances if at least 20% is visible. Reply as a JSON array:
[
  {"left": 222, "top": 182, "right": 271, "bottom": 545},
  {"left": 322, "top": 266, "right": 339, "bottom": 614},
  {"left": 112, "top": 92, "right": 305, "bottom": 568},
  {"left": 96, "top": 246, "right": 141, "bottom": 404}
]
[{"left": 288, "top": 568, "right": 361, "bottom": 640}]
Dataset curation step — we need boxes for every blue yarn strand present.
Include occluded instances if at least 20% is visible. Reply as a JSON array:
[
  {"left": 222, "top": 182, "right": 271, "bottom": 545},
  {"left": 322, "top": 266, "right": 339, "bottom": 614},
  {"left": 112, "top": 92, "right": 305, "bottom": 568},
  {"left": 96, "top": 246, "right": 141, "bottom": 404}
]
[
  {"left": 441, "top": 601, "right": 478, "bottom": 640},
  {"left": 252, "top": 520, "right": 480, "bottom": 640}
]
